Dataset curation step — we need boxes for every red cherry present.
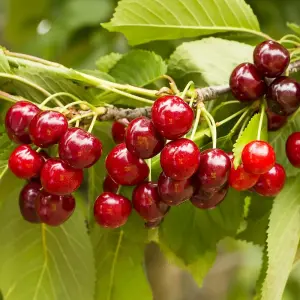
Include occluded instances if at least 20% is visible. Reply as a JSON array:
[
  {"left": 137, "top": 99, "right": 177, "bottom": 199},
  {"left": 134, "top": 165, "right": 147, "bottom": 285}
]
[
  {"left": 103, "top": 175, "right": 119, "bottom": 193},
  {"left": 253, "top": 163, "right": 286, "bottom": 197},
  {"left": 286, "top": 132, "right": 300, "bottom": 167},
  {"left": 196, "top": 148, "right": 231, "bottom": 192},
  {"left": 112, "top": 120, "right": 128, "bottom": 144},
  {"left": 105, "top": 143, "right": 149, "bottom": 186},
  {"left": 19, "top": 181, "right": 41, "bottom": 223},
  {"left": 229, "top": 63, "right": 267, "bottom": 102},
  {"left": 9, "top": 145, "right": 44, "bottom": 179},
  {"left": 229, "top": 164, "right": 259, "bottom": 191},
  {"left": 29, "top": 111, "right": 68, "bottom": 147},
  {"left": 5, "top": 101, "right": 40, "bottom": 144},
  {"left": 40, "top": 158, "right": 83, "bottom": 195},
  {"left": 160, "top": 138, "right": 200, "bottom": 180},
  {"left": 59, "top": 128, "right": 102, "bottom": 169},
  {"left": 241, "top": 141, "right": 276, "bottom": 174},
  {"left": 157, "top": 172, "right": 194, "bottom": 206},
  {"left": 36, "top": 190, "right": 75, "bottom": 226},
  {"left": 266, "top": 108, "right": 287, "bottom": 131},
  {"left": 253, "top": 40, "right": 290, "bottom": 78},
  {"left": 151, "top": 95, "right": 194, "bottom": 140},
  {"left": 125, "top": 117, "right": 165, "bottom": 159},
  {"left": 145, "top": 218, "right": 163, "bottom": 228},
  {"left": 94, "top": 192, "right": 132, "bottom": 228},
  {"left": 227, "top": 151, "right": 234, "bottom": 161}
]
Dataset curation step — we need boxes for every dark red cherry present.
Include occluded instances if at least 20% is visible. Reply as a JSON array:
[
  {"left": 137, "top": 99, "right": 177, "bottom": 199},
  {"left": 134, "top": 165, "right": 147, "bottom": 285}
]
[
  {"left": 145, "top": 218, "right": 163, "bottom": 229},
  {"left": 5, "top": 101, "right": 40, "bottom": 144},
  {"left": 253, "top": 163, "right": 286, "bottom": 197},
  {"left": 191, "top": 185, "right": 228, "bottom": 209},
  {"left": 9, "top": 145, "right": 44, "bottom": 179},
  {"left": 151, "top": 95, "right": 194, "bottom": 140},
  {"left": 112, "top": 119, "right": 128, "bottom": 144},
  {"left": 266, "top": 108, "right": 287, "bottom": 131},
  {"left": 158, "top": 172, "right": 194, "bottom": 206},
  {"left": 196, "top": 148, "right": 231, "bottom": 192},
  {"left": 59, "top": 128, "right": 102, "bottom": 169},
  {"left": 105, "top": 143, "right": 149, "bottom": 186},
  {"left": 132, "top": 182, "right": 169, "bottom": 222},
  {"left": 36, "top": 190, "right": 75, "bottom": 226},
  {"left": 253, "top": 40, "right": 290, "bottom": 78},
  {"left": 241, "top": 141, "right": 276, "bottom": 174},
  {"left": 286, "top": 132, "right": 300, "bottom": 167},
  {"left": 267, "top": 76, "right": 300, "bottom": 116},
  {"left": 160, "top": 138, "right": 200, "bottom": 180},
  {"left": 19, "top": 181, "right": 41, "bottom": 223},
  {"left": 229, "top": 63, "right": 267, "bottom": 101},
  {"left": 40, "top": 158, "right": 83, "bottom": 195},
  {"left": 229, "top": 164, "right": 259, "bottom": 191},
  {"left": 94, "top": 192, "right": 132, "bottom": 228},
  {"left": 125, "top": 117, "right": 165, "bottom": 159},
  {"left": 29, "top": 110, "right": 68, "bottom": 147},
  {"left": 103, "top": 175, "right": 119, "bottom": 193}
]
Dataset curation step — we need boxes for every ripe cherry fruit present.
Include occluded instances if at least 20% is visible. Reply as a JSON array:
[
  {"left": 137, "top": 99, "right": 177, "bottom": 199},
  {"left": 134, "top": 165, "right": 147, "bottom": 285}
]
[
  {"left": 112, "top": 120, "right": 128, "bottom": 144},
  {"left": 94, "top": 192, "right": 132, "bottom": 228},
  {"left": 266, "top": 108, "right": 287, "bottom": 131},
  {"left": 103, "top": 175, "right": 119, "bottom": 193},
  {"left": 286, "top": 132, "right": 300, "bottom": 167}
]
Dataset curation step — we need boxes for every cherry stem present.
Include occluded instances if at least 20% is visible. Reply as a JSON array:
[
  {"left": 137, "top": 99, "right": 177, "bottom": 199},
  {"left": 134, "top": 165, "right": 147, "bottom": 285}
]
[
  {"left": 68, "top": 112, "right": 95, "bottom": 125},
  {"left": 87, "top": 114, "right": 98, "bottom": 133},
  {"left": 0, "top": 90, "right": 18, "bottom": 103},
  {"left": 228, "top": 107, "right": 252, "bottom": 138},
  {"left": 162, "top": 75, "right": 180, "bottom": 95},
  {"left": 190, "top": 105, "right": 202, "bottom": 141},
  {"left": 257, "top": 101, "right": 266, "bottom": 140},
  {"left": 238, "top": 115, "right": 251, "bottom": 138},
  {"left": 181, "top": 81, "right": 194, "bottom": 100},
  {"left": 147, "top": 159, "right": 152, "bottom": 181},
  {"left": 59, "top": 99, "right": 97, "bottom": 113},
  {"left": 212, "top": 100, "right": 241, "bottom": 116},
  {"left": 216, "top": 106, "right": 249, "bottom": 127},
  {"left": 279, "top": 34, "right": 300, "bottom": 44},
  {"left": 202, "top": 106, "right": 217, "bottom": 148},
  {"left": 39, "top": 92, "right": 79, "bottom": 109}
]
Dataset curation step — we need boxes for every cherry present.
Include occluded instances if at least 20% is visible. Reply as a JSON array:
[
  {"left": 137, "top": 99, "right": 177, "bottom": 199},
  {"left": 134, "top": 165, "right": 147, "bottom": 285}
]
[
  {"left": 59, "top": 128, "right": 102, "bottom": 169},
  {"left": 40, "top": 158, "right": 83, "bottom": 195},
  {"left": 145, "top": 218, "right": 163, "bottom": 229},
  {"left": 196, "top": 148, "right": 231, "bottom": 192},
  {"left": 191, "top": 184, "right": 228, "bottom": 209},
  {"left": 94, "top": 192, "right": 132, "bottom": 228},
  {"left": 267, "top": 76, "right": 300, "bottom": 116},
  {"left": 253, "top": 40, "right": 290, "bottom": 78},
  {"left": 105, "top": 143, "right": 149, "bottom": 186},
  {"left": 9, "top": 145, "right": 44, "bottom": 179},
  {"left": 229, "top": 63, "right": 267, "bottom": 101},
  {"left": 36, "top": 190, "right": 75, "bottom": 226},
  {"left": 29, "top": 110, "right": 68, "bottom": 147},
  {"left": 229, "top": 163, "right": 259, "bottom": 191},
  {"left": 5, "top": 101, "right": 40, "bottom": 144},
  {"left": 227, "top": 151, "right": 234, "bottom": 161},
  {"left": 286, "top": 132, "right": 300, "bottom": 167},
  {"left": 112, "top": 119, "right": 128, "bottom": 144},
  {"left": 19, "top": 181, "right": 41, "bottom": 223},
  {"left": 253, "top": 163, "right": 286, "bottom": 197},
  {"left": 151, "top": 95, "right": 194, "bottom": 140},
  {"left": 160, "top": 138, "right": 200, "bottom": 180},
  {"left": 125, "top": 117, "right": 165, "bottom": 159},
  {"left": 158, "top": 172, "right": 194, "bottom": 206},
  {"left": 266, "top": 108, "right": 287, "bottom": 131},
  {"left": 241, "top": 141, "right": 276, "bottom": 174},
  {"left": 103, "top": 175, "right": 119, "bottom": 193},
  {"left": 132, "top": 182, "right": 169, "bottom": 222}
]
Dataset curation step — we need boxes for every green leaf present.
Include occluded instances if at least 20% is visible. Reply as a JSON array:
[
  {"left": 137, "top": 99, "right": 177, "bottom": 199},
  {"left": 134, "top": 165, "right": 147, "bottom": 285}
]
[
  {"left": 287, "top": 22, "right": 300, "bottom": 35},
  {"left": 233, "top": 112, "right": 268, "bottom": 169},
  {"left": 259, "top": 177, "right": 300, "bottom": 300},
  {"left": 0, "top": 133, "right": 15, "bottom": 169},
  {"left": 0, "top": 49, "right": 12, "bottom": 73},
  {"left": 0, "top": 171, "right": 95, "bottom": 300},
  {"left": 96, "top": 53, "right": 123, "bottom": 73},
  {"left": 102, "top": 0, "right": 262, "bottom": 46}
]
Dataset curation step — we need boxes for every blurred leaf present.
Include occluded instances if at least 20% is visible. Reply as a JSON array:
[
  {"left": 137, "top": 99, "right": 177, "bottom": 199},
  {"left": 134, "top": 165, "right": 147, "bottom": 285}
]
[
  {"left": 96, "top": 53, "right": 123, "bottom": 73},
  {"left": 0, "top": 49, "right": 12, "bottom": 73},
  {"left": 287, "top": 22, "right": 300, "bottom": 35},
  {"left": 80, "top": 69, "right": 116, "bottom": 82},
  {"left": 0, "top": 133, "right": 16, "bottom": 168}
]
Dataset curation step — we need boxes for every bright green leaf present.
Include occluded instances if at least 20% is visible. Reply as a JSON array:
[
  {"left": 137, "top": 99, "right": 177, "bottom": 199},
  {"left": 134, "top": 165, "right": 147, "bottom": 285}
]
[
  {"left": 287, "top": 22, "right": 300, "bottom": 35},
  {"left": 0, "top": 49, "right": 11, "bottom": 73},
  {"left": 96, "top": 53, "right": 123, "bottom": 73}
]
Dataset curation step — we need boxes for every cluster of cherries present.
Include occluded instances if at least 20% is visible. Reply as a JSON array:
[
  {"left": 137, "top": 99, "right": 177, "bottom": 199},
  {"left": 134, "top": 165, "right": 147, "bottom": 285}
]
[{"left": 6, "top": 101, "right": 102, "bottom": 226}]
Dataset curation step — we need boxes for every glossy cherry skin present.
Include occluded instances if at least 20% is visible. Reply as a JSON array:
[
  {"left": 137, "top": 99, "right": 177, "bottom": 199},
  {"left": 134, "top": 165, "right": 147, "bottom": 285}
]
[
  {"left": 19, "top": 181, "right": 41, "bottom": 223},
  {"left": 9, "top": 145, "right": 44, "bottom": 179},
  {"left": 112, "top": 119, "right": 128, "bottom": 144},
  {"left": 132, "top": 182, "right": 169, "bottom": 222},
  {"left": 286, "top": 132, "right": 300, "bottom": 167},
  {"left": 105, "top": 143, "right": 149, "bottom": 186},
  {"left": 5, "top": 101, "right": 40, "bottom": 144},
  {"left": 253, "top": 163, "right": 286, "bottom": 197},
  {"left": 40, "top": 158, "right": 83, "bottom": 195},
  {"left": 267, "top": 76, "right": 300, "bottom": 116},
  {"left": 266, "top": 108, "right": 287, "bottom": 131},
  {"left": 158, "top": 172, "right": 194, "bottom": 206},
  {"left": 103, "top": 175, "right": 119, "bottom": 193},
  {"left": 125, "top": 117, "right": 165, "bottom": 159},
  {"left": 36, "top": 190, "right": 75, "bottom": 226},
  {"left": 151, "top": 95, "right": 194, "bottom": 140},
  {"left": 94, "top": 192, "right": 132, "bottom": 228},
  {"left": 196, "top": 149, "right": 231, "bottom": 192},
  {"left": 253, "top": 40, "right": 290, "bottom": 78},
  {"left": 160, "top": 138, "right": 200, "bottom": 180},
  {"left": 59, "top": 128, "right": 102, "bottom": 169},
  {"left": 229, "top": 63, "right": 267, "bottom": 102},
  {"left": 191, "top": 184, "right": 228, "bottom": 209},
  {"left": 241, "top": 141, "right": 276, "bottom": 174},
  {"left": 29, "top": 110, "right": 68, "bottom": 147},
  {"left": 229, "top": 163, "right": 259, "bottom": 191}
]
